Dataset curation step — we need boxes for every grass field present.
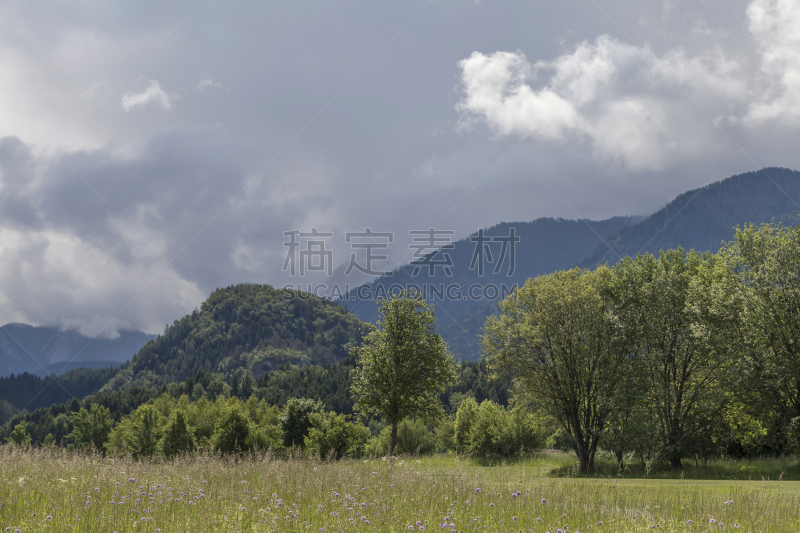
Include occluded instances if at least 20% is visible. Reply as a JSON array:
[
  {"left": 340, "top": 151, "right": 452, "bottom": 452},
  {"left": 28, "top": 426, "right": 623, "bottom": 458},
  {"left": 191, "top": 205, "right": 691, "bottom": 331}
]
[{"left": 1, "top": 447, "right": 799, "bottom": 532}]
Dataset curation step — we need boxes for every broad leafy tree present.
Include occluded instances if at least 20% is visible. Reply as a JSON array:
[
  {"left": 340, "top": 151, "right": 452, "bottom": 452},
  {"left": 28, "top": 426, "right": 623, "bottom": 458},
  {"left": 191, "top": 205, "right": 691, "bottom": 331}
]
[
  {"left": 69, "top": 403, "right": 113, "bottom": 453},
  {"left": 351, "top": 290, "right": 458, "bottom": 455},
  {"left": 130, "top": 404, "right": 161, "bottom": 459},
  {"left": 7, "top": 423, "right": 31, "bottom": 446},
  {"left": 612, "top": 249, "right": 736, "bottom": 468},
  {"left": 212, "top": 405, "right": 252, "bottom": 454},
  {"left": 484, "top": 267, "right": 626, "bottom": 472},
  {"left": 278, "top": 398, "right": 324, "bottom": 448},
  {"left": 159, "top": 410, "right": 195, "bottom": 458},
  {"left": 724, "top": 222, "right": 800, "bottom": 447}
]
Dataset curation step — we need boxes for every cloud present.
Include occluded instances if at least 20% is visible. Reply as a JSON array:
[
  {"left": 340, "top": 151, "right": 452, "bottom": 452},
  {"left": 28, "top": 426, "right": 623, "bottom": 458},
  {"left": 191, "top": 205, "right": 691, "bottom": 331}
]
[
  {"left": 121, "top": 80, "right": 172, "bottom": 111},
  {"left": 746, "top": 0, "right": 800, "bottom": 123},
  {"left": 456, "top": 37, "right": 743, "bottom": 171},
  {"left": 197, "top": 79, "right": 221, "bottom": 91},
  {"left": 2, "top": 0, "right": 800, "bottom": 339}
]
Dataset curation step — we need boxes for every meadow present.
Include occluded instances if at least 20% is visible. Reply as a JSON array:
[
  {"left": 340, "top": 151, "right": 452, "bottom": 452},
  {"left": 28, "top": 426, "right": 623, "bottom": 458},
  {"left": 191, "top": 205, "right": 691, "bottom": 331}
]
[{"left": 2, "top": 447, "right": 799, "bottom": 533}]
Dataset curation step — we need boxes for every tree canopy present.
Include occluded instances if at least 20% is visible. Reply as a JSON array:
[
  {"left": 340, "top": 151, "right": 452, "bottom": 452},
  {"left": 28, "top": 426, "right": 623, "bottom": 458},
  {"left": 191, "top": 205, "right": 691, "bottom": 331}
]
[{"left": 351, "top": 290, "right": 458, "bottom": 455}]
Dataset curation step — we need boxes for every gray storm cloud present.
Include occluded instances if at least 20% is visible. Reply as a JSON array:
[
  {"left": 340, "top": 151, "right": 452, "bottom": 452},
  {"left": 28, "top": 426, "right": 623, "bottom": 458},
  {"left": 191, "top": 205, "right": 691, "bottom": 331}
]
[{"left": 0, "top": 0, "right": 799, "bottom": 336}]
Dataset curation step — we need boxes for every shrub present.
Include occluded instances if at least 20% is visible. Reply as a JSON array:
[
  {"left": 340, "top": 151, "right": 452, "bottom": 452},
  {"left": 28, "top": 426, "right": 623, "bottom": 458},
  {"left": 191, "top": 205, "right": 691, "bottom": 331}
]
[
  {"left": 466, "top": 401, "right": 542, "bottom": 457},
  {"left": 212, "top": 405, "right": 252, "bottom": 454},
  {"left": 279, "top": 398, "right": 324, "bottom": 448},
  {"left": 454, "top": 397, "right": 478, "bottom": 453},
  {"left": 159, "top": 410, "right": 195, "bottom": 458},
  {"left": 379, "top": 419, "right": 437, "bottom": 455},
  {"left": 305, "top": 411, "right": 370, "bottom": 459}
]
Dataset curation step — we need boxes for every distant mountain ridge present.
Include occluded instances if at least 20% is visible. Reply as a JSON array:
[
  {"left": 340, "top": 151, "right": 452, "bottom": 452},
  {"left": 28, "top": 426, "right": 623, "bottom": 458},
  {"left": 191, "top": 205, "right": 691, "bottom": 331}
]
[
  {"left": 579, "top": 167, "right": 800, "bottom": 268},
  {"left": 0, "top": 324, "right": 155, "bottom": 377},
  {"left": 343, "top": 167, "right": 800, "bottom": 361},
  {"left": 341, "top": 216, "right": 642, "bottom": 326}
]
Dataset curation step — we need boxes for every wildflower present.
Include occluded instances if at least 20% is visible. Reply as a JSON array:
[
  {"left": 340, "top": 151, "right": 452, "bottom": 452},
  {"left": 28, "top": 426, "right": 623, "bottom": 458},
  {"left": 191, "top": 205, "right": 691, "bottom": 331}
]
[
  {"left": 513, "top": 516, "right": 518, "bottom": 521},
  {"left": 541, "top": 498, "right": 547, "bottom": 504},
  {"left": 475, "top": 488, "right": 481, "bottom": 493}
]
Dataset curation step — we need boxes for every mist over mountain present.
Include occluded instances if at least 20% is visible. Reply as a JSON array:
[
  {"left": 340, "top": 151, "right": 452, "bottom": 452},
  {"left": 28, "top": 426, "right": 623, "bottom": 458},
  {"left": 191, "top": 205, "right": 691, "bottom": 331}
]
[{"left": 0, "top": 324, "right": 155, "bottom": 378}]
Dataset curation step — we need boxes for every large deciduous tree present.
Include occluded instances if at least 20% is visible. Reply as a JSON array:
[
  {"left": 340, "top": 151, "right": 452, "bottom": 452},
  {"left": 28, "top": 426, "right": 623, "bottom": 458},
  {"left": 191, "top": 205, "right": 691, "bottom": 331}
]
[
  {"left": 483, "top": 267, "right": 626, "bottom": 472},
  {"left": 611, "top": 249, "right": 736, "bottom": 468},
  {"left": 725, "top": 223, "right": 800, "bottom": 446},
  {"left": 351, "top": 290, "right": 458, "bottom": 456},
  {"left": 68, "top": 403, "right": 113, "bottom": 453}
]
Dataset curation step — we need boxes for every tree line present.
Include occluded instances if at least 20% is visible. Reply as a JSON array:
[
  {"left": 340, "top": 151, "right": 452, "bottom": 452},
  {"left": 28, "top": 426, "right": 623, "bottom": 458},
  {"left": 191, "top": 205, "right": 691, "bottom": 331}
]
[
  {"left": 484, "top": 222, "right": 800, "bottom": 471},
  {"left": 4, "top": 221, "right": 798, "bottom": 470}
]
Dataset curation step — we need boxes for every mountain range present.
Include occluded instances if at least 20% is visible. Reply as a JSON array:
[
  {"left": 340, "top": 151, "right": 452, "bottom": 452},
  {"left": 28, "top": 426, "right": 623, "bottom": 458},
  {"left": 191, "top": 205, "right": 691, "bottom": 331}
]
[
  {"left": 2, "top": 167, "right": 799, "bottom": 389},
  {"left": 342, "top": 167, "right": 800, "bottom": 360}
]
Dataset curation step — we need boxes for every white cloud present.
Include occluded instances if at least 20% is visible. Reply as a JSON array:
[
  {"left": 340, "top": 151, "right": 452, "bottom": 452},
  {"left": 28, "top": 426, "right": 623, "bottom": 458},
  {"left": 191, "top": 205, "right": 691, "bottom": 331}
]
[
  {"left": 0, "top": 226, "right": 203, "bottom": 337},
  {"left": 746, "top": 0, "right": 800, "bottom": 122},
  {"left": 121, "top": 80, "right": 172, "bottom": 111},
  {"left": 456, "top": 36, "right": 743, "bottom": 171},
  {"left": 197, "top": 79, "right": 221, "bottom": 91}
]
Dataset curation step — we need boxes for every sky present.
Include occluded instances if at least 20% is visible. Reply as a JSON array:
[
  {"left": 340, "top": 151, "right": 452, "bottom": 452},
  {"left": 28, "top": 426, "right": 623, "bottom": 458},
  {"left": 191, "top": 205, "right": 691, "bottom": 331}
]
[{"left": 0, "top": 0, "right": 798, "bottom": 337}]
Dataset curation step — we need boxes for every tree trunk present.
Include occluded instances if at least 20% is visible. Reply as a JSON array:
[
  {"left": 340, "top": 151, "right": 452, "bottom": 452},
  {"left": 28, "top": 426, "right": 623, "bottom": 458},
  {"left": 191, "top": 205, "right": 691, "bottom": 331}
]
[
  {"left": 577, "top": 444, "right": 591, "bottom": 473},
  {"left": 615, "top": 449, "right": 624, "bottom": 471},
  {"left": 669, "top": 455, "right": 683, "bottom": 470},
  {"left": 390, "top": 422, "right": 398, "bottom": 456}
]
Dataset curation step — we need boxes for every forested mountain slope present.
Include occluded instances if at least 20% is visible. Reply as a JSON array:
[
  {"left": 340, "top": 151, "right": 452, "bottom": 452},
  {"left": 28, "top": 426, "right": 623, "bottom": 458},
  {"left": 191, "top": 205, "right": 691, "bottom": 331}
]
[
  {"left": 342, "top": 216, "right": 641, "bottom": 327},
  {"left": 349, "top": 168, "right": 800, "bottom": 361},
  {"left": 579, "top": 167, "right": 800, "bottom": 268},
  {"left": 101, "top": 284, "right": 365, "bottom": 392}
]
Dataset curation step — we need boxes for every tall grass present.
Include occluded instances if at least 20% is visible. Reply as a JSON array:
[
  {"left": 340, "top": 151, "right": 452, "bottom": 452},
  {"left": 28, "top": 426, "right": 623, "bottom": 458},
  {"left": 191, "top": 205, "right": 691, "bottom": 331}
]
[{"left": 1, "top": 446, "right": 798, "bottom": 532}]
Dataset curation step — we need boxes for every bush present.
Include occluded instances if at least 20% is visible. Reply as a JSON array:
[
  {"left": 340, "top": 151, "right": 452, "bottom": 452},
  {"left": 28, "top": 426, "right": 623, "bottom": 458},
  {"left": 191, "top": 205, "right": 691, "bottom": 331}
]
[
  {"left": 279, "top": 398, "right": 324, "bottom": 448},
  {"left": 305, "top": 411, "right": 370, "bottom": 459},
  {"left": 159, "top": 410, "right": 195, "bottom": 458},
  {"left": 247, "top": 424, "right": 283, "bottom": 452},
  {"left": 457, "top": 400, "right": 542, "bottom": 457},
  {"left": 212, "top": 405, "right": 252, "bottom": 454},
  {"left": 435, "top": 418, "right": 455, "bottom": 452},
  {"left": 379, "top": 419, "right": 437, "bottom": 455},
  {"left": 454, "top": 397, "right": 478, "bottom": 453}
]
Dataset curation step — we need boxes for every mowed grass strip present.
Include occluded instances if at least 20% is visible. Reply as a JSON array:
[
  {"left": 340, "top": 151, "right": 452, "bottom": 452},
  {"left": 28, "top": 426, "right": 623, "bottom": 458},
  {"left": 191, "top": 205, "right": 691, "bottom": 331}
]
[{"left": 1, "top": 447, "right": 798, "bottom": 532}]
